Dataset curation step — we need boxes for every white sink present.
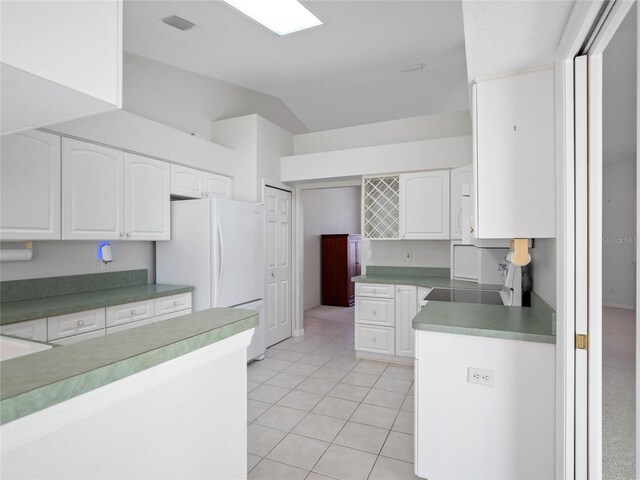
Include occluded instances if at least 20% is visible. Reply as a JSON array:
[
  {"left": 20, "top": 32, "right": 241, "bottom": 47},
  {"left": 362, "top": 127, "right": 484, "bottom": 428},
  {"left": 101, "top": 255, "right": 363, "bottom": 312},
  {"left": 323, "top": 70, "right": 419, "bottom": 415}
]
[{"left": 0, "top": 335, "right": 52, "bottom": 361}]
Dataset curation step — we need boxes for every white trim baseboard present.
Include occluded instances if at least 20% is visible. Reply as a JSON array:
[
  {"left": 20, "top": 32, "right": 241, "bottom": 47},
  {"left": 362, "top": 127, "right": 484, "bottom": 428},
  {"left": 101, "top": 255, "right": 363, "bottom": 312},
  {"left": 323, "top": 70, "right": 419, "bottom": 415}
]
[{"left": 293, "top": 328, "right": 305, "bottom": 337}]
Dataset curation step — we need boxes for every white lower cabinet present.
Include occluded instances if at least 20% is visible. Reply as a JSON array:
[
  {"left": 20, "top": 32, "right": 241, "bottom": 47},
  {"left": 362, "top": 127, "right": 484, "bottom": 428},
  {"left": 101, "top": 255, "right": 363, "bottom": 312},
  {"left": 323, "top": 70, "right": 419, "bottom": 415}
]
[
  {"left": 106, "top": 299, "right": 155, "bottom": 328},
  {"left": 155, "top": 292, "right": 192, "bottom": 316},
  {"left": 0, "top": 318, "right": 47, "bottom": 342},
  {"left": 395, "top": 285, "right": 417, "bottom": 357},
  {"left": 47, "top": 308, "right": 106, "bottom": 340},
  {"left": 3, "top": 293, "right": 192, "bottom": 345},
  {"left": 355, "top": 283, "right": 419, "bottom": 362},
  {"left": 355, "top": 324, "right": 395, "bottom": 355}
]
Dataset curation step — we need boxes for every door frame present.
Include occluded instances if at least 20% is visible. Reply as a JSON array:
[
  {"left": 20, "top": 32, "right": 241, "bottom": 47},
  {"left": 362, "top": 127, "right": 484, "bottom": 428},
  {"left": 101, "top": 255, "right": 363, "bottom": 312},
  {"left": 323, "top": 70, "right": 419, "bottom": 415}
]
[{"left": 555, "top": 1, "right": 636, "bottom": 477}]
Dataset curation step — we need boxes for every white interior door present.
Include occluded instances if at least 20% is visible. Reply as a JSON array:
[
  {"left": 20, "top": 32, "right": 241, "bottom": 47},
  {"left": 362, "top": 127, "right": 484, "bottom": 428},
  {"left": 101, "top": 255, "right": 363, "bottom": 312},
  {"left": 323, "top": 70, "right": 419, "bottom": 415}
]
[{"left": 265, "top": 186, "right": 292, "bottom": 347}]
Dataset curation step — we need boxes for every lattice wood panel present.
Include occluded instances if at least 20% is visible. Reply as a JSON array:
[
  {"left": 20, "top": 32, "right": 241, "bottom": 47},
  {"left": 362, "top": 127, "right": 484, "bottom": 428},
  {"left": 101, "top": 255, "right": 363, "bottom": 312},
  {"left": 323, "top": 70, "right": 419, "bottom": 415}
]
[{"left": 363, "top": 176, "right": 400, "bottom": 239}]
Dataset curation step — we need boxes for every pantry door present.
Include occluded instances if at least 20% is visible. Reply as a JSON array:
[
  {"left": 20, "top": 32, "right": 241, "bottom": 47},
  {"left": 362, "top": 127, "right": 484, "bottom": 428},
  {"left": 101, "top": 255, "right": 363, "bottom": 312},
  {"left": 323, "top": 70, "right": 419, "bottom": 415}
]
[{"left": 265, "top": 186, "right": 293, "bottom": 347}]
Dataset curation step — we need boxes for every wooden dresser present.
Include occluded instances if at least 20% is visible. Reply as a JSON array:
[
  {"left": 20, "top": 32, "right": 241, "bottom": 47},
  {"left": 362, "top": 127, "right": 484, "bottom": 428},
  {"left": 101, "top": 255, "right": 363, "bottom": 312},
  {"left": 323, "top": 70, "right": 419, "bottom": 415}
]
[{"left": 321, "top": 234, "right": 362, "bottom": 307}]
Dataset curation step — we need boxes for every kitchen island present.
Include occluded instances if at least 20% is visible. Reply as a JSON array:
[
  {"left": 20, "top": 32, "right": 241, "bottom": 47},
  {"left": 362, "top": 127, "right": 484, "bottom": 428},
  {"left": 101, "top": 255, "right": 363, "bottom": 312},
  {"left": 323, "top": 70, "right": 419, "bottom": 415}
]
[
  {"left": 1, "top": 307, "right": 258, "bottom": 479},
  {"left": 413, "top": 293, "right": 556, "bottom": 480}
]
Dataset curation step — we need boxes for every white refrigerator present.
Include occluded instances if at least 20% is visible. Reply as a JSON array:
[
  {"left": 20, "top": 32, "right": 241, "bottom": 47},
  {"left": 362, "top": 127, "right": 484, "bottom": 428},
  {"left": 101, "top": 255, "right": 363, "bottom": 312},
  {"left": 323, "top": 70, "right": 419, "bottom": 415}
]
[{"left": 156, "top": 198, "right": 266, "bottom": 361}]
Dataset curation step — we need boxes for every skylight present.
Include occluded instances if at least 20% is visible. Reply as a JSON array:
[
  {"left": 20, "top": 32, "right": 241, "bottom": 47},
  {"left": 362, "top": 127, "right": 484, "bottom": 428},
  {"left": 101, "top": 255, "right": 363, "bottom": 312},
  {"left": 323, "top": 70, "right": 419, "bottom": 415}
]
[{"left": 222, "top": 0, "right": 323, "bottom": 36}]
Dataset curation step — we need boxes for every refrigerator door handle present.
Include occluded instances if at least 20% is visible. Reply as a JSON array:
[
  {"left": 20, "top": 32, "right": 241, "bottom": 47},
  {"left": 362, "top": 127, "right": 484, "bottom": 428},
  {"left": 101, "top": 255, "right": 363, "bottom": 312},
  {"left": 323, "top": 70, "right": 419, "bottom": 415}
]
[{"left": 216, "top": 217, "right": 225, "bottom": 295}]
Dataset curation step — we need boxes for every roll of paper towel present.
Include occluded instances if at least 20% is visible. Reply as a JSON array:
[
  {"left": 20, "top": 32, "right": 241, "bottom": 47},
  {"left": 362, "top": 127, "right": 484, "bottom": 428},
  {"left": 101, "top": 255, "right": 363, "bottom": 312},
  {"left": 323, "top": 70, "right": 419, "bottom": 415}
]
[{"left": 0, "top": 248, "right": 33, "bottom": 262}]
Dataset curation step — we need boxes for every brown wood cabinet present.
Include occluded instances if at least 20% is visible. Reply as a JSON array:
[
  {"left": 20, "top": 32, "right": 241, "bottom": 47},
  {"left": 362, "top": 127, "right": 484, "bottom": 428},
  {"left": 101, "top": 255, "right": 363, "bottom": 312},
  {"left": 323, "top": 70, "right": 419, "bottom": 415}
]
[{"left": 321, "top": 234, "right": 362, "bottom": 307}]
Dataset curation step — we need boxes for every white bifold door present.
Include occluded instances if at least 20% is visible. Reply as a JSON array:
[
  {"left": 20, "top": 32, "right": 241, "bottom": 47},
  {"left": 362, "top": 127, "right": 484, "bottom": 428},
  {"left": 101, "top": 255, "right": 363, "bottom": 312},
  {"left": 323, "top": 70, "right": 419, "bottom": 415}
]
[{"left": 264, "top": 187, "right": 292, "bottom": 347}]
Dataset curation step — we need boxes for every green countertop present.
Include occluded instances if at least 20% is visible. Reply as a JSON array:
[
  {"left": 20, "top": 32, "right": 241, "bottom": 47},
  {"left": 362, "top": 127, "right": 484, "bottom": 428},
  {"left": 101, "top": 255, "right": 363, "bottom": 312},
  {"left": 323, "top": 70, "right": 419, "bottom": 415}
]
[
  {"left": 351, "top": 265, "right": 503, "bottom": 291},
  {"left": 0, "top": 308, "right": 258, "bottom": 425},
  {"left": 412, "top": 295, "right": 556, "bottom": 344},
  {"left": 0, "top": 284, "right": 194, "bottom": 325},
  {"left": 353, "top": 266, "right": 555, "bottom": 344}
]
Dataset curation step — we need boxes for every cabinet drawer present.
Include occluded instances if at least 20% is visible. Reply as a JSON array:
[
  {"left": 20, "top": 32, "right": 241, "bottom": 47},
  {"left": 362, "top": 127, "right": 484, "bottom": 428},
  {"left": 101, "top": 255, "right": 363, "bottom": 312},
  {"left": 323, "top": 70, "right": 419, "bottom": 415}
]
[
  {"left": 50, "top": 329, "right": 106, "bottom": 346},
  {"left": 355, "top": 324, "right": 394, "bottom": 355},
  {"left": 355, "top": 283, "right": 394, "bottom": 298},
  {"left": 0, "top": 318, "right": 47, "bottom": 341},
  {"left": 106, "top": 299, "right": 155, "bottom": 327},
  {"left": 356, "top": 297, "right": 394, "bottom": 326},
  {"left": 153, "top": 309, "right": 192, "bottom": 324},
  {"left": 154, "top": 293, "right": 192, "bottom": 316},
  {"left": 107, "top": 316, "right": 156, "bottom": 334},
  {"left": 47, "top": 308, "right": 106, "bottom": 340}
]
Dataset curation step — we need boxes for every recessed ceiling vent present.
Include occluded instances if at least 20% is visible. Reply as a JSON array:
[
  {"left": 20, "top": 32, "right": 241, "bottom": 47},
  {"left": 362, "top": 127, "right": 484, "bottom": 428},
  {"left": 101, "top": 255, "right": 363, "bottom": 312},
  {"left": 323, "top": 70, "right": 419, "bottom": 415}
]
[{"left": 162, "top": 15, "right": 195, "bottom": 31}]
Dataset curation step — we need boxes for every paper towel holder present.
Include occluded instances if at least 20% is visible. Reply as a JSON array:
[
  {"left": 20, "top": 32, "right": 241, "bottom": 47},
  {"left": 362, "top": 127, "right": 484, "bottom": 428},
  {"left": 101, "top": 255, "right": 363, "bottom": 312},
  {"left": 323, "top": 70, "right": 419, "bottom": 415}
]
[{"left": 0, "top": 242, "right": 33, "bottom": 262}]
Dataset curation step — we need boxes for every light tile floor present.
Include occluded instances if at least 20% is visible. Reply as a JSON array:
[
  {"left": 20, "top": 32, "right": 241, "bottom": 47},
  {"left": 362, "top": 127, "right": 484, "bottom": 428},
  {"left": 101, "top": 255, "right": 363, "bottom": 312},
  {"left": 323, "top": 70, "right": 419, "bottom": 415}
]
[{"left": 247, "top": 306, "right": 419, "bottom": 480}]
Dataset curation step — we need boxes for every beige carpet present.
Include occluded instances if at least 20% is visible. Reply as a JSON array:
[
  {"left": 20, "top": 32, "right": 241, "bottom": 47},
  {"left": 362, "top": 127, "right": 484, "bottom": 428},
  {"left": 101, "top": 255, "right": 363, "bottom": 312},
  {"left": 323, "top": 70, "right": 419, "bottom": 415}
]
[{"left": 603, "top": 306, "right": 636, "bottom": 479}]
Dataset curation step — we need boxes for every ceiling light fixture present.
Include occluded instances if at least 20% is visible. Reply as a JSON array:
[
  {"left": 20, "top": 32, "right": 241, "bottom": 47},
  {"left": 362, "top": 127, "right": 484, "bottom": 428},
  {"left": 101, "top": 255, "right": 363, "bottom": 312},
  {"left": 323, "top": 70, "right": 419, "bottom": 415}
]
[
  {"left": 221, "top": 0, "right": 323, "bottom": 36},
  {"left": 162, "top": 15, "right": 196, "bottom": 31}
]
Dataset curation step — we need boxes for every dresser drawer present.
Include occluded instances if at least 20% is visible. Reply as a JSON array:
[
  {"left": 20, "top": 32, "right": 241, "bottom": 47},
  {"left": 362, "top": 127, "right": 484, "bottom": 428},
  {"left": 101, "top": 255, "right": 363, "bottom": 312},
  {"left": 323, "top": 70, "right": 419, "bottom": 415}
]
[
  {"left": 1, "top": 318, "right": 47, "bottom": 341},
  {"left": 106, "top": 299, "right": 155, "bottom": 327},
  {"left": 154, "top": 293, "right": 192, "bottom": 316},
  {"left": 356, "top": 297, "right": 395, "bottom": 326},
  {"left": 50, "top": 329, "right": 105, "bottom": 345},
  {"left": 355, "top": 283, "right": 395, "bottom": 298},
  {"left": 47, "top": 309, "right": 106, "bottom": 340},
  {"left": 355, "top": 324, "right": 395, "bottom": 355}
]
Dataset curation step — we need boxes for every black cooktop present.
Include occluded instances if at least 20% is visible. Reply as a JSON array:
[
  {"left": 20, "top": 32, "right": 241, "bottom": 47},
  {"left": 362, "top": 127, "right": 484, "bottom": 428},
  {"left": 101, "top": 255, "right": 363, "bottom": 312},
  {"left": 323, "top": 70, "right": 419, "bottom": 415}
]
[{"left": 425, "top": 288, "right": 504, "bottom": 305}]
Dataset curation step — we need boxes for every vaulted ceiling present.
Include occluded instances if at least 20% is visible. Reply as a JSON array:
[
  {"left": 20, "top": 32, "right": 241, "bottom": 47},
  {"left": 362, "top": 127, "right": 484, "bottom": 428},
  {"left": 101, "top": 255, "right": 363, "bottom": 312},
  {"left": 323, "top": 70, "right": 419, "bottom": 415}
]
[{"left": 123, "top": 0, "right": 470, "bottom": 132}]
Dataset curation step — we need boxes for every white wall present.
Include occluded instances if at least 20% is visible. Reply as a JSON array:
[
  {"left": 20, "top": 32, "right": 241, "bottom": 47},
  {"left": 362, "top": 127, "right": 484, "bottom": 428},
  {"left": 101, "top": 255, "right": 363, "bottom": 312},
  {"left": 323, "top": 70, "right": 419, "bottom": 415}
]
[
  {"left": 603, "top": 160, "right": 637, "bottom": 309},
  {"left": 123, "top": 53, "right": 306, "bottom": 139},
  {"left": 302, "top": 187, "right": 361, "bottom": 310},
  {"left": 0, "top": 241, "right": 155, "bottom": 282},
  {"left": 294, "top": 111, "right": 472, "bottom": 154},
  {"left": 362, "top": 240, "right": 451, "bottom": 272}
]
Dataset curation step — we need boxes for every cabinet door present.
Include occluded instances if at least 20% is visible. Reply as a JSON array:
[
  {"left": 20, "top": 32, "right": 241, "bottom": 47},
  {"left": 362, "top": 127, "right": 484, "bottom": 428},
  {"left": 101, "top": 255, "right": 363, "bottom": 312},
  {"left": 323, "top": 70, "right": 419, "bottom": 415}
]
[
  {"left": 475, "top": 67, "right": 555, "bottom": 238},
  {"left": 124, "top": 153, "right": 170, "bottom": 240},
  {"left": 450, "top": 165, "right": 473, "bottom": 240},
  {"left": 170, "top": 164, "right": 204, "bottom": 198},
  {"left": 395, "top": 285, "right": 417, "bottom": 357},
  {"left": 1, "top": 130, "right": 61, "bottom": 240},
  {"left": 399, "top": 171, "right": 450, "bottom": 239},
  {"left": 62, "top": 138, "right": 123, "bottom": 240},
  {"left": 202, "top": 171, "right": 232, "bottom": 198}
]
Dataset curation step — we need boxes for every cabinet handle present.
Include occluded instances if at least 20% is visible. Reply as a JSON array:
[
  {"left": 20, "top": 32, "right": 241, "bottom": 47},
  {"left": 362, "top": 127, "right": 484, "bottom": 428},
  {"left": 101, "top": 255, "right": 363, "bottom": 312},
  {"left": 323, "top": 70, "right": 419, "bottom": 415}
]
[
  {"left": 371, "top": 337, "right": 377, "bottom": 344},
  {"left": 470, "top": 227, "right": 474, "bottom": 233},
  {"left": 119, "top": 232, "right": 124, "bottom": 237},
  {"left": 131, "top": 310, "right": 136, "bottom": 315},
  {"left": 77, "top": 320, "right": 85, "bottom": 326},
  {"left": 173, "top": 301, "right": 178, "bottom": 306}
]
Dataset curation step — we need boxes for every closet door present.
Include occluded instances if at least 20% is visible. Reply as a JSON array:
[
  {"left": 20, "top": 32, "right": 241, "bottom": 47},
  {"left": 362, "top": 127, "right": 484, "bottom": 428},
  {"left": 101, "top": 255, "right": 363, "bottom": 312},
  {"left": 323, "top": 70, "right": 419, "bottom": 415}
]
[{"left": 62, "top": 138, "right": 123, "bottom": 240}]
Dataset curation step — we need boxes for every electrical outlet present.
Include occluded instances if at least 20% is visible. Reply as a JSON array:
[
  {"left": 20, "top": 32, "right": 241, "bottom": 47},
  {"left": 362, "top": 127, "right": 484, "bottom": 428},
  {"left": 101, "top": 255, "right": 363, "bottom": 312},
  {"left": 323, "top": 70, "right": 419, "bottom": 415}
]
[
  {"left": 405, "top": 251, "right": 412, "bottom": 262},
  {"left": 467, "top": 367, "right": 495, "bottom": 387}
]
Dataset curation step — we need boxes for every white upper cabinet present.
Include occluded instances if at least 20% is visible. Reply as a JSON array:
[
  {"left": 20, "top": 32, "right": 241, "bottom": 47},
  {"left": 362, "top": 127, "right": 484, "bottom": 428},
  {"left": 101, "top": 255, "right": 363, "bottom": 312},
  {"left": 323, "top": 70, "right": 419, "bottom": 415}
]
[
  {"left": 62, "top": 139, "right": 170, "bottom": 241},
  {"left": 1, "top": 130, "right": 61, "bottom": 240},
  {"left": 451, "top": 165, "right": 473, "bottom": 240},
  {"left": 1, "top": 0, "right": 122, "bottom": 134},
  {"left": 62, "top": 139, "right": 123, "bottom": 240},
  {"left": 124, "top": 153, "right": 170, "bottom": 241},
  {"left": 399, "top": 170, "right": 451, "bottom": 240},
  {"left": 474, "top": 67, "right": 556, "bottom": 239},
  {"left": 170, "top": 164, "right": 231, "bottom": 199}
]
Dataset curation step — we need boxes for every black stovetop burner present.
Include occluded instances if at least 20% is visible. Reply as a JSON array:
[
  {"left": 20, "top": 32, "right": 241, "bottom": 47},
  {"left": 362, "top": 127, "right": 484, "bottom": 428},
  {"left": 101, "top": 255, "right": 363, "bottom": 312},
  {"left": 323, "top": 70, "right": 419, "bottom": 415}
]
[{"left": 425, "top": 288, "right": 504, "bottom": 305}]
